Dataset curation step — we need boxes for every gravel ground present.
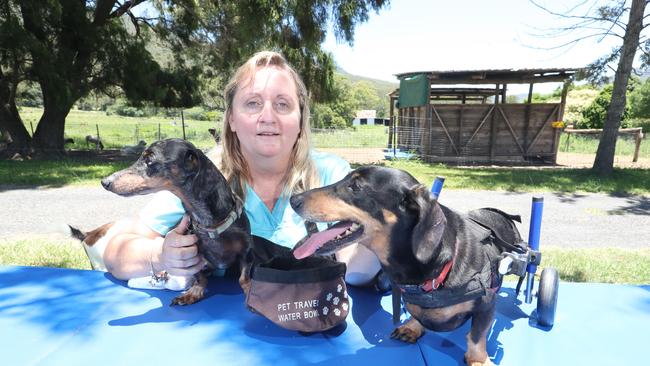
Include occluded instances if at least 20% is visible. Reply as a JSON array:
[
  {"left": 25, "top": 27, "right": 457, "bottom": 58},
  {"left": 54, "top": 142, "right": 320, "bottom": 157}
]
[{"left": 1, "top": 185, "right": 648, "bottom": 249}]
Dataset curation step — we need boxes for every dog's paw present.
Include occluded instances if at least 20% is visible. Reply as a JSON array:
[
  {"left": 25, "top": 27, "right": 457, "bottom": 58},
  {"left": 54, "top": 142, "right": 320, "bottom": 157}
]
[
  {"left": 170, "top": 285, "right": 205, "bottom": 306},
  {"left": 390, "top": 325, "right": 423, "bottom": 343},
  {"left": 465, "top": 356, "right": 493, "bottom": 366}
]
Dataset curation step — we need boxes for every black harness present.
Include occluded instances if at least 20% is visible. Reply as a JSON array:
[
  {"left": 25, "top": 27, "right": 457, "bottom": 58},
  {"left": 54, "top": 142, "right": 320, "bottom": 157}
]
[{"left": 391, "top": 208, "right": 528, "bottom": 320}]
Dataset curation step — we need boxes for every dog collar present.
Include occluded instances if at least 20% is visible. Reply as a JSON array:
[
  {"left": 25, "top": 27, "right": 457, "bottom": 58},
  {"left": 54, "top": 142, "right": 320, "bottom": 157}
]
[
  {"left": 193, "top": 196, "right": 243, "bottom": 239},
  {"left": 420, "top": 259, "right": 453, "bottom": 292},
  {"left": 418, "top": 241, "right": 459, "bottom": 292}
]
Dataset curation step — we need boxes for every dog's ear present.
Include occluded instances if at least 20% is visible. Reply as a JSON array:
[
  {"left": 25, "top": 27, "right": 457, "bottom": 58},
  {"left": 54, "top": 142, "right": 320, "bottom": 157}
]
[
  {"left": 183, "top": 150, "right": 201, "bottom": 176},
  {"left": 406, "top": 184, "right": 447, "bottom": 264}
]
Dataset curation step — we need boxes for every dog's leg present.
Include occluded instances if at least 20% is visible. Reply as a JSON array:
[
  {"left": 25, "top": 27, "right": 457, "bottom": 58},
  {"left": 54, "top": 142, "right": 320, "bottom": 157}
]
[
  {"left": 238, "top": 263, "right": 251, "bottom": 296},
  {"left": 390, "top": 317, "right": 426, "bottom": 343},
  {"left": 464, "top": 305, "right": 495, "bottom": 366},
  {"left": 170, "top": 272, "right": 208, "bottom": 306}
]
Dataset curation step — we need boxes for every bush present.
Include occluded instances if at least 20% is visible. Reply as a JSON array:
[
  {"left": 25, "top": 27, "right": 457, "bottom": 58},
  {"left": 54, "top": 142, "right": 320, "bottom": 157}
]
[
  {"left": 311, "top": 104, "right": 348, "bottom": 129},
  {"left": 578, "top": 84, "right": 630, "bottom": 129},
  {"left": 628, "top": 78, "right": 650, "bottom": 118}
]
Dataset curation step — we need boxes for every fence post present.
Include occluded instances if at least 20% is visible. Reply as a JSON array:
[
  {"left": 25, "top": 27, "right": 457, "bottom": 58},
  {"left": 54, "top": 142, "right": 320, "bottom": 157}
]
[
  {"left": 633, "top": 129, "right": 643, "bottom": 162},
  {"left": 29, "top": 121, "right": 34, "bottom": 135},
  {"left": 181, "top": 109, "right": 186, "bottom": 140},
  {"left": 158, "top": 123, "right": 161, "bottom": 141},
  {"left": 95, "top": 124, "right": 101, "bottom": 151}
]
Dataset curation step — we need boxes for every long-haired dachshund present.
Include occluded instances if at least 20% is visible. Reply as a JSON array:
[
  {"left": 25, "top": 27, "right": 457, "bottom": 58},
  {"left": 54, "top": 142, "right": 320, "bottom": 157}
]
[
  {"left": 290, "top": 166, "right": 524, "bottom": 366},
  {"left": 101, "top": 138, "right": 253, "bottom": 306}
]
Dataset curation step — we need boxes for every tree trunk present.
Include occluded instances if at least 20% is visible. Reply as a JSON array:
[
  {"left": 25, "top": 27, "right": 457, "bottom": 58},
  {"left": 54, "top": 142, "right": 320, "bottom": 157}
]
[
  {"left": 31, "top": 84, "right": 74, "bottom": 155},
  {"left": 0, "top": 69, "right": 32, "bottom": 156},
  {"left": 592, "top": 0, "right": 646, "bottom": 175}
]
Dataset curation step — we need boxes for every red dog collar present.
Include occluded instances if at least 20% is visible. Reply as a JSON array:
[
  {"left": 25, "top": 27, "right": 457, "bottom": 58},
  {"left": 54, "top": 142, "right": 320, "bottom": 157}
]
[
  {"left": 420, "top": 242, "right": 458, "bottom": 292},
  {"left": 420, "top": 259, "right": 453, "bottom": 292}
]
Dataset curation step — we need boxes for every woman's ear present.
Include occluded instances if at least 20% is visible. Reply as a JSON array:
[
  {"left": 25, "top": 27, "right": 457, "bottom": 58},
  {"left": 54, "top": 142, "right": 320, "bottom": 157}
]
[{"left": 407, "top": 184, "right": 447, "bottom": 264}]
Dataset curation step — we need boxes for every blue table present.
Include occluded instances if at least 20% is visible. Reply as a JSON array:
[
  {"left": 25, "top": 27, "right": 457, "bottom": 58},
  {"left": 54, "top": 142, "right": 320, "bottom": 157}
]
[{"left": 0, "top": 266, "right": 648, "bottom": 365}]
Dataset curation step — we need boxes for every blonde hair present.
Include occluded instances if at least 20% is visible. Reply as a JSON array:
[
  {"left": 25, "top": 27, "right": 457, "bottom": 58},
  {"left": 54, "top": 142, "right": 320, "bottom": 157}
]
[{"left": 220, "top": 51, "right": 319, "bottom": 198}]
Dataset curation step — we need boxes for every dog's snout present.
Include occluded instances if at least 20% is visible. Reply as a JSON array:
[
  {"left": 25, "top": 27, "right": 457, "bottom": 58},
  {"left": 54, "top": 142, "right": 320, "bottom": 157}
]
[
  {"left": 101, "top": 177, "right": 112, "bottom": 190},
  {"left": 290, "top": 194, "right": 304, "bottom": 212}
]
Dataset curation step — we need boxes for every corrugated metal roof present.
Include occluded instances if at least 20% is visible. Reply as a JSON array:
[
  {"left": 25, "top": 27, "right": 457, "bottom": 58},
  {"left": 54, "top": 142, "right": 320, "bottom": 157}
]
[{"left": 394, "top": 68, "right": 582, "bottom": 84}]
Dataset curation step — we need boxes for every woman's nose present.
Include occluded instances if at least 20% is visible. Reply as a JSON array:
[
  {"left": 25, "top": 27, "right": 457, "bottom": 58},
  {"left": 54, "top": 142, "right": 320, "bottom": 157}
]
[{"left": 257, "top": 101, "right": 275, "bottom": 123}]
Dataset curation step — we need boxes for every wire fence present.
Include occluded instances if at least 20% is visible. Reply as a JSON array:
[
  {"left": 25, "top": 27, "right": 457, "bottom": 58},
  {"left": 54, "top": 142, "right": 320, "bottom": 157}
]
[{"left": 18, "top": 115, "right": 647, "bottom": 166}]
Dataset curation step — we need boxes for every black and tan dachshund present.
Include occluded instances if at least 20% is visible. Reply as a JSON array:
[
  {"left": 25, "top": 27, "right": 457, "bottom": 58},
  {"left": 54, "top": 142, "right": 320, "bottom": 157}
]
[
  {"left": 101, "top": 138, "right": 253, "bottom": 306},
  {"left": 290, "top": 166, "right": 524, "bottom": 366}
]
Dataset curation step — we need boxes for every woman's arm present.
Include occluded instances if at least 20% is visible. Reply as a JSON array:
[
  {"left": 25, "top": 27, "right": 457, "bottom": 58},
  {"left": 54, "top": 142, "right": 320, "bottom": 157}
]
[{"left": 103, "top": 215, "right": 205, "bottom": 280}]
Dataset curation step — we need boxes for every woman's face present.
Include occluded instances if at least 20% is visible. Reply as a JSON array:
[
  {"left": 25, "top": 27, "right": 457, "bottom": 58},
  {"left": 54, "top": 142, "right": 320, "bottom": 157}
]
[{"left": 229, "top": 66, "right": 301, "bottom": 162}]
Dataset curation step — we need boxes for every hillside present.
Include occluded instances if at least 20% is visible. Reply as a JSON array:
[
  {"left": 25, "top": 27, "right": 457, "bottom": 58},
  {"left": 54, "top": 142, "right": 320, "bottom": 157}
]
[{"left": 336, "top": 67, "right": 398, "bottom": 99}]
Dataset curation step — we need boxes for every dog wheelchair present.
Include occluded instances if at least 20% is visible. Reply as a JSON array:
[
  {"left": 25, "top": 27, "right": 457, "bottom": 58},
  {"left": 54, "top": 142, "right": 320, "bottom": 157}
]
[{"left": 431, "top": 177, "right": 559, "bottom": 327}]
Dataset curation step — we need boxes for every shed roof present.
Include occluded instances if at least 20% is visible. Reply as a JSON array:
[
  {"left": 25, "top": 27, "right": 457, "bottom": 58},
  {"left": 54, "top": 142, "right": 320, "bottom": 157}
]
[{"left": 394, "top": 68, "right": 581, "bottom": 84}]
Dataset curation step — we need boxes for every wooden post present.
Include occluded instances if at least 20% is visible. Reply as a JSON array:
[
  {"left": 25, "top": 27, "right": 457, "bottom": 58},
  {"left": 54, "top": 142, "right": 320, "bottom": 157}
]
[
  {"left": 501, "top": 84, "right": 507, "bottom": 103},
  {"left": 489, "top": 84, "right": 499, "bottom": 161},
  {"left": 388, "top": 96, "right": 395, "bottom": 148},
  {"left": 524, "top": 83, "right": 534, "bottom": 152},
  {"left": 29, "top": 121, "right": 34, "bottom": 135},
  {"left": 158, "top": 123, "right": 161, "bottom": 141},
  {"left": 95, "top": 124, "right": 101, "bottom": 151},
  {"left": 181, "top": 109, "right": 186, "bottom": 140},
  {"left": 423, "top": 76, "right": 432, "bottom": 161},
  {"left": 633, "top": 130, "right": 644, "bottom": 162}
]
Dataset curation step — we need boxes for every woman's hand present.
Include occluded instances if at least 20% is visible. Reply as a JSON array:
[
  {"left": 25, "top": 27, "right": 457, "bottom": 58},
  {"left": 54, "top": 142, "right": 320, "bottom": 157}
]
[{"left": 157, "top": 215, "right": 206, "bottom": 276}]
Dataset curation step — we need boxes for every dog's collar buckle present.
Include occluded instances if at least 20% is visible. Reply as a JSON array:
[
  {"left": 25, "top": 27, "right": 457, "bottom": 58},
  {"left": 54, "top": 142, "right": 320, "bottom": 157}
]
[{"left": 421, "top": 259, "right": 453, "bottom": 292}]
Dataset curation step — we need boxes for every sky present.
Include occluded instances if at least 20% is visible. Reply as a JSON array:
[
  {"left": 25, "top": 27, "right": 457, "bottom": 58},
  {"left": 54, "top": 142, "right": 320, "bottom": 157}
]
[{"left": 322, "top": 0, "right": 621, "bottom": 94}]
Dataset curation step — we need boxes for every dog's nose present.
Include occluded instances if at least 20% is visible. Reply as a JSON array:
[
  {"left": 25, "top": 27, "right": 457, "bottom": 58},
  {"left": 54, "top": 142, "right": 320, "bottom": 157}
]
[
  {"left": 289, "top": 195, "right": 303, "bottom": 211},
  {"left": 101, "top": 178, "right": 112, "bottom": 190}
]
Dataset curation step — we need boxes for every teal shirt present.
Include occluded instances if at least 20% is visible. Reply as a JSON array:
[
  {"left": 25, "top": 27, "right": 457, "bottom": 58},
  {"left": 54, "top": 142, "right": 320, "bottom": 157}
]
[{"left": 139, "top": 150, "right": 351, "bottom": 248}]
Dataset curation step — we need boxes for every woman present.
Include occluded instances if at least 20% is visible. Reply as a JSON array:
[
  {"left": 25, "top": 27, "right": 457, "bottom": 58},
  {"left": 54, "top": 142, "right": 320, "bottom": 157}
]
[{"left": 103, "top": 51, "right": 383, "bottom": 288}]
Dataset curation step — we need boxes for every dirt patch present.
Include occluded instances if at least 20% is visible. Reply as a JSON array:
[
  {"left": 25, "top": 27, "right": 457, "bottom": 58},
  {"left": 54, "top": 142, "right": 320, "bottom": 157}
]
[
  {"left": 555, "top": 152, "right": 650, "bottom": 169},
  {"left": 322, "top": 148, "right": 650, "bottom": 169}
]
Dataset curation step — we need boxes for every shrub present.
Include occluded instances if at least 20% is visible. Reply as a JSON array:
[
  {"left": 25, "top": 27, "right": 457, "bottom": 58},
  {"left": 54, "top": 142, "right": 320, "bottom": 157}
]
[{"left": 578, "top": 84, "right": 630, "bottom": 129}]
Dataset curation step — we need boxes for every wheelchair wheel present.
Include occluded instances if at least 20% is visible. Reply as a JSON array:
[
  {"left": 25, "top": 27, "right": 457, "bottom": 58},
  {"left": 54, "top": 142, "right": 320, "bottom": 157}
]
[{"left": 536, "top": 267, "right": 559, "bottom": 327}]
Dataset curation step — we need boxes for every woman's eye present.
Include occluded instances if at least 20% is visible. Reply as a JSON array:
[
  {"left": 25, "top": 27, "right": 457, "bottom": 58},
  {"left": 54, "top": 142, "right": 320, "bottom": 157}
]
[
  {"left": 243, "top": 99, "right": 263, "bottom": 112},
  {"left": 274, "top": 100, "right": 291, "bottom": 114}
]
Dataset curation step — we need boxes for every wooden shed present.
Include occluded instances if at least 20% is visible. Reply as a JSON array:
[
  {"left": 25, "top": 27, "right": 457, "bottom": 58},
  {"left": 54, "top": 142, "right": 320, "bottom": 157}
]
[{"left": 388, "top": 68, "right": 580, "bottom": 164}]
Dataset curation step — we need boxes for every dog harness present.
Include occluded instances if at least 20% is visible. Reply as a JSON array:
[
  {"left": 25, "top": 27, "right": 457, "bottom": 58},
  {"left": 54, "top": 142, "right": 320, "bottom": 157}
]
[
  {"left": 192, "top": 196, "right": 244, "bottom": 239},
  {"left": 395, "top": 258, "right": 500, "bottom": 309}
]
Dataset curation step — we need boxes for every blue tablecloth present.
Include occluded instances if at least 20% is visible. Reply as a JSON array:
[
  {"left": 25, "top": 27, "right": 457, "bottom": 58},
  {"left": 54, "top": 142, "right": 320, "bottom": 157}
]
[{"left": 0, "top": 266, "right": 648, "bottom": 365}]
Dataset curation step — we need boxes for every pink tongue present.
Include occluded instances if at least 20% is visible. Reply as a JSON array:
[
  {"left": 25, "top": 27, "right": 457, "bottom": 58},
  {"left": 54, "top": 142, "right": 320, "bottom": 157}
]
[{"left": 293, "top": 222, "right": 353, "bottom": 259}]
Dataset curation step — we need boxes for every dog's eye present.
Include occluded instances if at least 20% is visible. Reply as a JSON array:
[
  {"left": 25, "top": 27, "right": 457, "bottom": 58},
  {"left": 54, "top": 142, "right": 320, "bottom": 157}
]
[
  {"left": 348, "top": 181, "right": 361, "bottom": 192},
  {"left": 143, "top": 154, "right": 153, "bottom": 166}
]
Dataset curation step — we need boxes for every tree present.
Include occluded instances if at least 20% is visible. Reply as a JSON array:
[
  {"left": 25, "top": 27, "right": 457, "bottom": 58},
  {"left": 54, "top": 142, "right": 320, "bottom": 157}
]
[
  {"left": 531, "top": 0, "right": 648, "bottom": 175},
  {"left": 0, "top": 0, "right": 389, "bottom": 156},
  {"left": 1, "top": 1, "right": 201, "bottom": 156}
]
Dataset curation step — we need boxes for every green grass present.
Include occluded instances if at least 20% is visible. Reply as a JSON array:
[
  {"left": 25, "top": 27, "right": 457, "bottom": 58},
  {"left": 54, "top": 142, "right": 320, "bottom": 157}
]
[
  {"left": 312, "top": 125, "right": 387, "bottom": 148},
  {"left": 382, "top": 160, "right": 650, "bottom": 195},
  {"left": 20, "top": 106, "right": 219, "bottom": 150},
  {"left": 1, "top": 239, "right": 647, "bottom": 284},
  {"left": 536, "top": 247, "right": 650, "bottom": 284},
  {"left": 0, "top": 237, "right": 91, "bottom": 270},
  {"left": 2, "top": 153, "right": 650, "bottom": 194},
  {"left": 559, "top": 133, "right": 650, "bottom": 156},
  {"left": 0, "top": 159, "right": 130, "bottom": 187}
]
